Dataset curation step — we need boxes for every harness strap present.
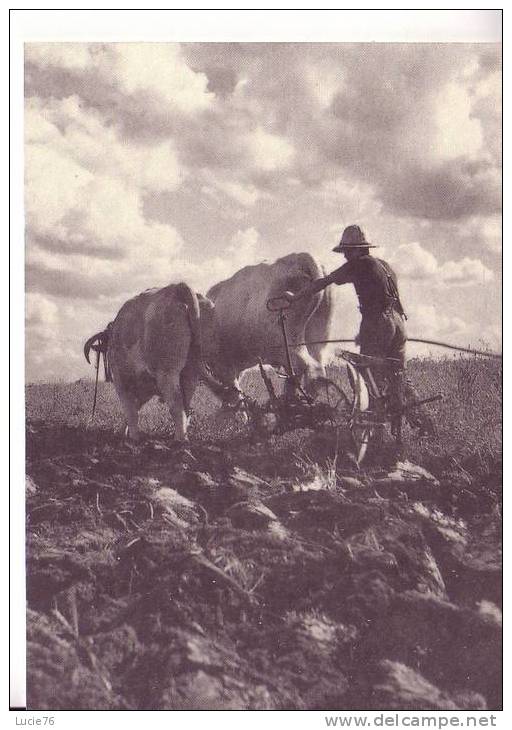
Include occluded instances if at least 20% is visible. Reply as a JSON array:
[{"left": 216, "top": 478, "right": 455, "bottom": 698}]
[
  {"left": 91, "top": 349, "right": 100, "bottom": 420},
  {"left": 88, "top": 324, "right": 113, "bottom": 421},
  {"left": 376, "top": 259, "right": 408, "bottom": 320}
]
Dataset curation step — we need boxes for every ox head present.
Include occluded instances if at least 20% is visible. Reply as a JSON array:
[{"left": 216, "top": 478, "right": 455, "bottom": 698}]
[
  {"left": 198, "top": 360, "right": 245, "bottom": 413},
  {"left": 216, "top": 384, "right": 249, "bottom": 427}
]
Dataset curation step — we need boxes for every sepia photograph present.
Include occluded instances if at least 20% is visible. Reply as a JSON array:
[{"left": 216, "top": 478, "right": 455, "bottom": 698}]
[{"left": 18, "top": 11, "right": 502, "bottom": 714}]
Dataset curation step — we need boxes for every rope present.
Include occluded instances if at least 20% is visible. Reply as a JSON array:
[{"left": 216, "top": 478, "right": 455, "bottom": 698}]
[
  {"left": 86, "top": 325, "right": 113, "bottom": 422},
  {"left": 407, "top": 338, "right": 501, "bottom": 359},
  {"left": 91, "top": 349, "right": 100, "bottom": 420},
  {"left": 292, "top": 337, "right": 501, "bottom": 359}
]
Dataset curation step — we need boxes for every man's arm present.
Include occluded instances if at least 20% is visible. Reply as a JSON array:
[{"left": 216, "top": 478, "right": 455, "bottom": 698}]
[
  {"left": 284, "top": 264, "right": 351, "bottom": 302},
  {"left": 290, "top": 272, "right": 336, "bottom": 301}
]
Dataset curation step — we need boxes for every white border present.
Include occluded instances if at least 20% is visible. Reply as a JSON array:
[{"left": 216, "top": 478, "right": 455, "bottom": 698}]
[
  {"left": 8, "top": 7, "right": 504, "bottom": 724},
  {"left": 9, "top": 8, "right": 504, "bottom": 43}
]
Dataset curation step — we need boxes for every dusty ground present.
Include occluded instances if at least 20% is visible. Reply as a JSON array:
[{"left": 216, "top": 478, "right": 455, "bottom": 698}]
[{"left": 26, "top": 413, "right": 502, "bottom": 710}]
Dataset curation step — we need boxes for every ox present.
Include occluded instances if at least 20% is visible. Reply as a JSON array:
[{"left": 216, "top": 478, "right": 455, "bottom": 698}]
[
  {"left": 84, "top": 283, "right": 240, "bottom": 441},
  {"left": 207, "top": 252, "right": 333, "bottom": 391}
]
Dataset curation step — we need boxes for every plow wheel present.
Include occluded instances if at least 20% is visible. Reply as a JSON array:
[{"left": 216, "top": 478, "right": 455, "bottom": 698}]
[
  {"left": 344, "top": 361, "right": 374, "bottom": 465},
  {"left": 349, "top": 422, "right": 374, "bottom": 466},
  {"left": 306, "top": 377, "right": 352, "bottom": 428},
  {"left": 310, "top": 367, "right": 375, "bottom": 466}
]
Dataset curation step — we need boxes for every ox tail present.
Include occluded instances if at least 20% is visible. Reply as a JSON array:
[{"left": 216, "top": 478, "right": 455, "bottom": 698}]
[
  {"left": 175, "top": 283, "right": 232, "bottom": 399},
  {"left": 83, "top": 325, "right": 113, "bottom": 382}
]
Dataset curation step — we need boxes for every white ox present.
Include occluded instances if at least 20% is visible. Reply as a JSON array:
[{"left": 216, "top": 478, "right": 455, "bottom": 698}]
[
  {"left": 84, "top": 283, "right": 241, "bottom": 441},
  {"left": 207, "top": 252, "right": 333, "bottom": 390}
]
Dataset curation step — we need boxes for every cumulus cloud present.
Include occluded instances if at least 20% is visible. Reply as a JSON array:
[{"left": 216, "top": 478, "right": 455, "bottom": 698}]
[
  {"left": 437, "top": 257, "right": 493, "bottom": 285},
  {"left": 26, "top": 294, "right": 120, "bottom": 383},
  {"left": 434, "top": 81, "right": 483, "bottom": 160},
  {"left": 188, "top": 43, "right": 500, "bottom": 221},
  {"left": 451, "top": 214, "right": 502, "bottom": 253},
  {"left": 25, "top": 93, "right": 185, "bottom": 302},
  {"left": 26, "top": 292, "right": 58, "bottom": 327},
  {"left": 182, "top": 227, "right": 264, "bottom": 294},
  {"left": 246, "top": 127, "right": 295, "bottom": 171},
  {"left": 389, "top": 242, "right": 439, "bottom": 280},
  {"left": 408, "top": 303, "right": 468, "bottom": 342},
  {"left": 109, "top": 43, "right": 214, "bottom": 113},
  {"left": 387, "top": 241, "right": 493, "bottom": 286},
  {"left": 25, "top": 43, "right": 94, "bottom": 70},
  {"left": 201, "top": 172, "right": 263, "bottom": 208},
  {"left": 26, "top": 43, "right": 214, "bottom": 116},
  {"left": 226, "top": 227, "right": 260, "bottom": 263}
]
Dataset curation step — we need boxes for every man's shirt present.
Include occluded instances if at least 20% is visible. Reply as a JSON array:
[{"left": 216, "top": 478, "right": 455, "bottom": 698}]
[{"left": 329, "top": 255, "right": 400, "bottom": 314}]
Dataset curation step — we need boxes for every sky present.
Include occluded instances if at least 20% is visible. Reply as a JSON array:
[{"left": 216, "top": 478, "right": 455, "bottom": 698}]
[{"left": 24, "top": 42, "right": 502, "bottom": 382}]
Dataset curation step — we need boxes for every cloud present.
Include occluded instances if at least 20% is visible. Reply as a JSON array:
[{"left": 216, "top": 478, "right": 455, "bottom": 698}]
[
  {"left": 433, "top": 81, "right": 483, "bottom": 160},
  {"left": 26, "top": 294, "right": 119, "bottom": 382},
  {"left": 246, "top": 127, "right": 295, "bottom": 171},
  {"left": 409, "top": 304, "right": 467, "bottom": 340},
  {"left": 26, "top": 43, "right": 214, "bottom": 116},
  {"left": 109, "top": 44, "right": 214, "bottom": 113},
  {"left": 201, "top": 172, "right": 263, "bottom": 208},
  {"left": 26, "top": 95, "right": 182, "bottom": 196},
  {"left": 389, "top": 242, "right": 438, "bottom": 280},
  {"left": 451, "top": 214, "right": 502, "bottom": 253},
  {"left": 25, "top": 94, "right": 186, "bottom": 301},
  {"left": 23, "top": 42, "right": 501, "bottom": 381},
  {"left": 410, "top": 304, "right": 467, "bottom": 337},
  {"left": 380, "top": 157, "right": 501, "bottom": 221},
  {"left": 227, "top": 227, "right": 260, "bottom": 262},
  {"left": 25, "top": 43, "right": 94, "bottom": 70},
  {"left": 311, "top": 44, "right": 501, "bottom": 221},
  {"left": 183, "top": 227, "right": 264, "bottom": 293},
  {"left": 26, "top": 292, "right": 58, "bottom": 327},
  {"left": 387, "top": 241, "right": 493, "bottom": 286},
  {"left": 437, "top": 257, "right": 493, "bottom": 285}
]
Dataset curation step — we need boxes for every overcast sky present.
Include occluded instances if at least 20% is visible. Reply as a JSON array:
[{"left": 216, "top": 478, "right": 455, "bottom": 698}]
[{"left": 25, "top": 42, "right": 501, "bottom": 382}]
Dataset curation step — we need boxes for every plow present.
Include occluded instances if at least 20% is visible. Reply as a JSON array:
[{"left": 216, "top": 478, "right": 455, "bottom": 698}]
[{"left": 240, "top": 296, "right": 447, "bottom": 464}]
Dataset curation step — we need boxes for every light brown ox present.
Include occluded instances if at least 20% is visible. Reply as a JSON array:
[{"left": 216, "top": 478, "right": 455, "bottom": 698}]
[{"left": 84, "top": 283, "right": 241, "bottom": 441}]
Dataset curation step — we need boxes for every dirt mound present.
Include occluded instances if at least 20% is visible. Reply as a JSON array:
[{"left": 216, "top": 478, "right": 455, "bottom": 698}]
[{"left": 26, "top": 423, "right": 502, "bottom": 710}]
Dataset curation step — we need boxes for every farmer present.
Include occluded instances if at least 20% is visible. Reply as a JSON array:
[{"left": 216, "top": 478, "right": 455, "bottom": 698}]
[{"left": 282, "top": 224, "right": 435, "bottom": 436}]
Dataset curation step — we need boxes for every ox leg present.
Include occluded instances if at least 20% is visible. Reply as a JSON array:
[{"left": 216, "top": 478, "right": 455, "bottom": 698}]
[
  {"left": 290, "top": 347, "right": 325, "bottom": 392},
  {"left": 115, "top": 384, "right": 141, "bottom": 441},
  {"left": 158, "top": 374, "right": 188, "bottom": 441},
  {"left": 305, "top": 344, "right": 327, "bottom": 378},
  {"left": 180, "top": 362, "right": 199, "bottom": 430}
]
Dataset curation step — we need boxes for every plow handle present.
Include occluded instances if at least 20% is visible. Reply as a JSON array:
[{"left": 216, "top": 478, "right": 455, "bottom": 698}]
[{"left": 258, "top": 359, "right": 278, "bottom": 402}]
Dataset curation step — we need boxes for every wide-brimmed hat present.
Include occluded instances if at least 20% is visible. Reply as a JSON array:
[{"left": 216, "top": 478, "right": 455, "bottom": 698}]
[{"left": 332, "top": 225, "right": 378, "bottom": 252}]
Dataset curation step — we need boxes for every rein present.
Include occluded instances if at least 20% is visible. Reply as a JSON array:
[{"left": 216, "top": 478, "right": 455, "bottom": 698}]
[
  {"left": 291, "top": 337, "right": 501, "bottom": 359},
  {"left": 87, "top": 327, "right": 112, "bottom": 421}
]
